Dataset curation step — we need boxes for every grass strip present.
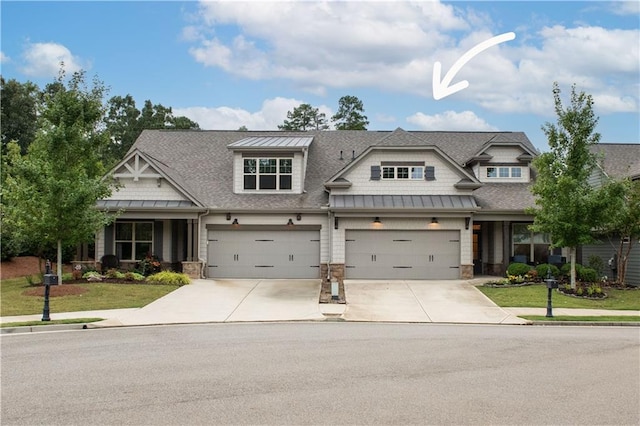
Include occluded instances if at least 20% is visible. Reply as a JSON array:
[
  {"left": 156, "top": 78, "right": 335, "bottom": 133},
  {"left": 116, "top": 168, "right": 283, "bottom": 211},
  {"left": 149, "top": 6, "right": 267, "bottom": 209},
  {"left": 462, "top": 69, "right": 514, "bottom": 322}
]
[
  {"left": 1, "top": 277, "right": 179, "bottom": 316},
  {"left": 478, "top": 284, "right": 640, "bottom": 310},
  {"left": 1, "top": 318, "right": 104, "bottom": 328},
  {"left": 521, "top": 315, "right": 640, "bottom": 322}
]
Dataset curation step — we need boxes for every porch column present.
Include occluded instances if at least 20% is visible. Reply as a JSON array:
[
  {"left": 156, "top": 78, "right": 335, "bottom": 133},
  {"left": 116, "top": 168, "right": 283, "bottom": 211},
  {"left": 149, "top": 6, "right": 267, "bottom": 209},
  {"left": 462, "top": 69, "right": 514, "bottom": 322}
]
[
  {"left": 187, "top": 219, "right": 194, "bottom": 261},
  {"left": 502, "top": 221, "right": 510, "bottom": 271}
]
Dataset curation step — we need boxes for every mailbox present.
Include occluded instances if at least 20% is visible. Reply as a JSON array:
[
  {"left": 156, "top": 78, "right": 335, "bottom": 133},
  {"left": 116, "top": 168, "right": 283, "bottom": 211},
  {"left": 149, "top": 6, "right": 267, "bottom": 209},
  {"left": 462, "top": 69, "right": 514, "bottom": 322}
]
[
  {"left": 545, "top": 278, "right": 558, "bottom": 289},
  {"left": 43, "top": 273, "right": 58, "bottom": 286}
]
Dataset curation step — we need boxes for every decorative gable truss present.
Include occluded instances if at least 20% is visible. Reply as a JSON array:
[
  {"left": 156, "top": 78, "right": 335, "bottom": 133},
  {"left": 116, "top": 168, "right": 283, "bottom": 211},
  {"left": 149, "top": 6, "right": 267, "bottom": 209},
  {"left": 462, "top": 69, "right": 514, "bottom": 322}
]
[{"left": 106, "top": 150, "right": 203, "bottom": 206}]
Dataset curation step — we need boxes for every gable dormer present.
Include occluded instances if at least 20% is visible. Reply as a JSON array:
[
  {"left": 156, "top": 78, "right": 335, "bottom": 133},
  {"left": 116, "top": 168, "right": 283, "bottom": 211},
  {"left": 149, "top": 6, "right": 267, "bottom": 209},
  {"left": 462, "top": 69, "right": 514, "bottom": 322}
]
[
  {"left": 107, "top": 150, "right": 203, "bottom": 206},
  {"left": 227, "top": 136, "right": 313, "bottom": 194},
  {"left": 325, "top": 145, "right": 481, "bottom": 196},
  {"left": 466, "top": 142, "right": 536, "bottom": 183}
]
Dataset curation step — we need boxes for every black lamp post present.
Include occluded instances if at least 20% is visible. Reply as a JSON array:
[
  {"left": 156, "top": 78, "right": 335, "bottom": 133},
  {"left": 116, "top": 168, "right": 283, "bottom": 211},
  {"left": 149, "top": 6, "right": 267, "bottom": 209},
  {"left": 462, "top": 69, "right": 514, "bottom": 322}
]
[
  {"left": 544, "top": 269, "right": 558, "bottom": 318},
  {"left": 42, "top": 260, "right": 58, "bottom": 321}
]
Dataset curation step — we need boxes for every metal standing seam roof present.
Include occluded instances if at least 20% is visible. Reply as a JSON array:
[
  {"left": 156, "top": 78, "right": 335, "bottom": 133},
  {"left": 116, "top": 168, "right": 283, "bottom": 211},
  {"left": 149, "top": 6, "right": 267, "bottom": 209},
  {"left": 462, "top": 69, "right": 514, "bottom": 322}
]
[
  {"left": 330, "top": 195, "right": 478, "bottom": 210},
  {"left": 227, "top": 136, "right": 314, "bottom": 149},
  {"left": 97, "top": 200, "right": 197, "bottom": 209}
]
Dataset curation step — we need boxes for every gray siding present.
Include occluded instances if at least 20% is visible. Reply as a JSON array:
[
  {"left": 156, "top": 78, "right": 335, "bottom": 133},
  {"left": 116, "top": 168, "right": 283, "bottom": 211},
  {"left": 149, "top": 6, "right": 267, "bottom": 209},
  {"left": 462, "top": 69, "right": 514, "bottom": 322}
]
[{"left": 581, "top": 237, "right": 640, "bottom": 286}]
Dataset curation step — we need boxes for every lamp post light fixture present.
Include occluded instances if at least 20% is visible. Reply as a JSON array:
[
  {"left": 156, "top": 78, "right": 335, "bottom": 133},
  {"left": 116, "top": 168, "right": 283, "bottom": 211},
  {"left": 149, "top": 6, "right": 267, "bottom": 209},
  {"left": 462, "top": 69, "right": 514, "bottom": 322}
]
[{"left": 544, "top": 269, "right": 558, "bottom": 317}]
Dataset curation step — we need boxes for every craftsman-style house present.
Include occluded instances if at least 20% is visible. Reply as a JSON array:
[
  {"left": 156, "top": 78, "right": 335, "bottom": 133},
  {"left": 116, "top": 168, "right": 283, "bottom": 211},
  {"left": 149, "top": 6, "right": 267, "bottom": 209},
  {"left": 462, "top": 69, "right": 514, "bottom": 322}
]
[{"left": 94, "top": 128, "right": 547, "bottom": 282}]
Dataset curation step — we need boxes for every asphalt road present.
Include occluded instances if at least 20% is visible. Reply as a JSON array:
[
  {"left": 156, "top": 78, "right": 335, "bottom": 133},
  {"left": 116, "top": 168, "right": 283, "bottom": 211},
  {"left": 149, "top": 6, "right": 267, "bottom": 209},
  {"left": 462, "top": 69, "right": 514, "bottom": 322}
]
[{"left": 2, "top": 323, "right": 639, "bottom": 425}]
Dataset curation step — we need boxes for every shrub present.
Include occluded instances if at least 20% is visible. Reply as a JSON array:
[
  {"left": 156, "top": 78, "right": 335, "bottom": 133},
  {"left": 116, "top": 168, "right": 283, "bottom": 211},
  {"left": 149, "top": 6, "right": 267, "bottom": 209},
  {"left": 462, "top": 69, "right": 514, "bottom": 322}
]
[
  {"left": 146, "top": 271, "right": 191, "bottom": 286},
  {"left": 105, "top": 269, "right": 125, "bottom": 279},
  {"left": 124, "top": 271, "right": 146, "bottom": 282},
  {"left": 579, "top": 267, "right": 598, "bottom": 283},
  {"left": 560, "top": 263, "right": 583, "bottom": 277},
  {"left": 536, "top": 263, "right": 560, "bottom": 278},
  {"left": 138, "top": 254, "right": 162, "bottom": 276},
  {"left": 588, "top": 255, "right": 605, "bottom": 275},
  {"left": 507, "top": 262, "right": 532, "bottom": 276}
]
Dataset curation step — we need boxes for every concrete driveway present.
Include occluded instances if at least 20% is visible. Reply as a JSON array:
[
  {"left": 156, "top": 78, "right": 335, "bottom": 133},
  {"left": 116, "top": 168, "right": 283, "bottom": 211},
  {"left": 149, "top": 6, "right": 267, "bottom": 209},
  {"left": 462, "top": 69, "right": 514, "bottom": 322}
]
[
  {"left": 90, "top": 278, "right": 527, "bottom": 328},
  {"left": 93, "top": 279, "right": 325, "bottom": 327},
  {"left": 342, "top": 279, "right": 528, "bottom": 324}
]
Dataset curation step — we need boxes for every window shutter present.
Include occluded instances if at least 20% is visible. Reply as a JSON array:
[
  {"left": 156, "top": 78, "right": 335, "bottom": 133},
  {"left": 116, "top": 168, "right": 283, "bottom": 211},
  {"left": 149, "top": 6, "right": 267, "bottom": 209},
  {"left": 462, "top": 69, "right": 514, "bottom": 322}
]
[
  {"left": 425, "top": 166, "right": 436, "bottom": 181},
  {"left": 370, "top": 165, "right": 381, "bottom": 181},
  {"left": 154, "top": 221, "right": 163, "bottom": 260},
  {"left": 104, "top": 224, "right": 114, "bottom": 255}
]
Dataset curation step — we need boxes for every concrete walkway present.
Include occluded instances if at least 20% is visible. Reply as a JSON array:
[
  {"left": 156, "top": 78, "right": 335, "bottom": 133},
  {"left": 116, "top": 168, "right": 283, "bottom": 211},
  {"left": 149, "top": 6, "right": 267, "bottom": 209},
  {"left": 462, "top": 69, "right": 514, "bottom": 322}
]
[{"left": 2, "top": 279, "right": 637, "bottom": 330}]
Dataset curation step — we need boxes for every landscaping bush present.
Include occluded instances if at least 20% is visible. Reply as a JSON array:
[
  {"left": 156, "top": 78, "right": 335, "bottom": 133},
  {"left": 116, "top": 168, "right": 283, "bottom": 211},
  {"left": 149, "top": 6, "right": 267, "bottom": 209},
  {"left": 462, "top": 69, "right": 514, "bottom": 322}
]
[
  {"left": 105, "top": 269, "right": 125, "bottom": 280},
  {"left": 536, "top": 263, "right": 560, "bottom": 278},
  {"left": 146, "top": 271, "right": 190, "bottom": 286},
  {"left": 560, "top": 263, "right": 583, "bottom": 277},
  {"left": 578, "top": 267, "right": 598, "bottom": 283},
  {"left": 588, "top": 255, "right": 605, "bottom": 275},
  {"left": 124, "top": 271, "right": 146, "bottom": 282},
  {"left": 507, "top": 262, "right": 532, "bottom": 276}
]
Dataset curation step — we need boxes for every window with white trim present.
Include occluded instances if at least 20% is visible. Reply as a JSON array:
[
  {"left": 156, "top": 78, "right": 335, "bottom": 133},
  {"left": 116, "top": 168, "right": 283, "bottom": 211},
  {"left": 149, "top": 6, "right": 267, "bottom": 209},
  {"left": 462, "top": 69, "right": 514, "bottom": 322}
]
[
  {"left": 382, "top": 166, "right": 423, "bottom": 180},
  {"left": 115, "top": 222, "right": 153, "bottom": 261},
  {"left": 487, "top": 166, "right": 522, "bottom": 178},
  {"left": 243, "top": 158, "right": 292, "bottom": 190}
]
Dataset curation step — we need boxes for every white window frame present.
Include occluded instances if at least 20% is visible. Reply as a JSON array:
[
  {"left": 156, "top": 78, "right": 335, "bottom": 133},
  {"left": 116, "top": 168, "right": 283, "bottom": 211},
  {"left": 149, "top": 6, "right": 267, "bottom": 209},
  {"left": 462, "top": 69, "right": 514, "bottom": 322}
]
[
  {"left": 382, "top": 166, "right": 423, "bottom": 180},
  {"left": 243, "top": 157, "right": 293, "bottom": 191},
  {"left": 487, "top": 166, "right": 523, "bottom": 178}
]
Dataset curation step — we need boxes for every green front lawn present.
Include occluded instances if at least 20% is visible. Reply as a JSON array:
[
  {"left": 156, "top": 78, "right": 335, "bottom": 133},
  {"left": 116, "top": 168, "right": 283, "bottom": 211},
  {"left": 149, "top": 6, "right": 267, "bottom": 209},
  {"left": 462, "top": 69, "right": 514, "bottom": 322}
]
[
  {"left": 1, "top": 318, "right": 104, "bottom": 328},
  {"left": 521, "top": 315, "right": 640, "bottom": 322},
  {"left": 1, "top": 277, "right": 179, "bottom": 316},
  {"left": 478, "top": 283, "right": 640, "bottom": 310}
]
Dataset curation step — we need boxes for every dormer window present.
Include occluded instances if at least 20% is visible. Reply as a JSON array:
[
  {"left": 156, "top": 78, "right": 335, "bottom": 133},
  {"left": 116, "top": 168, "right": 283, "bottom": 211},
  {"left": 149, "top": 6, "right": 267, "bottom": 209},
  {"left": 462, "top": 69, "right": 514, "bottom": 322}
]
[
  {"left": 382, "top": 166, "right": 424, "bottom": 180},
  {"left": 487, "top": 166, "right": 522, "bottom": 179},
  {"left": 244, "top": 158, "right": 292, "bottom": 190}
]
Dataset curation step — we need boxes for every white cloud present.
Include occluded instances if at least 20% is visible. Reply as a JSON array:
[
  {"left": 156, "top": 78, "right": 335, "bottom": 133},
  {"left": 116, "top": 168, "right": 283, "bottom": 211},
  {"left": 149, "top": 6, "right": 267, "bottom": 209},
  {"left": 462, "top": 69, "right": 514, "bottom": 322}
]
[
  {"left": 608, "top": 1, "right": 640, "bottom": 15},
  {"left": 406, "top": 110, "right": 498, "bottom": 131},
  {"left": 174, "top": 97, "right": 333, "bottom": 130},
  {"left": 0, "top": 51, "right": 9, "bottom": 63},
  {"left": 21, "top": 42, "right": 85, "bottom": 77},
  {"left": 186, "top": 1, "right": 639, "bottom": 116}
]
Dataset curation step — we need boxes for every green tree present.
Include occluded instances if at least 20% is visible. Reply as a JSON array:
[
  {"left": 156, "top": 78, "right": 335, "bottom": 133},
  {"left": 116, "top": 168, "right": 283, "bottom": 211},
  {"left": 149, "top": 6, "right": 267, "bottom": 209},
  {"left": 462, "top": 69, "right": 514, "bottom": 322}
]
[
  {"left": 598, "top": 178, "right": 640, "bottom": 285},
  {"left": 3, "top": 69, "right": 117, "bottom": 282},
  {"left": 278, "top": 103, "right": 329, "bottom": 131},
  {"left": 331, "top": 95, "right": 369, "bottom": 130},
  {"left": 529, "top": 83, "right": 604, "bottom": 289},
  {"left": 104, "top": 97, "right": 199, "bottom": 165},
  {"left": 1, "top": 77, "right": 40, "bottom": 154}
]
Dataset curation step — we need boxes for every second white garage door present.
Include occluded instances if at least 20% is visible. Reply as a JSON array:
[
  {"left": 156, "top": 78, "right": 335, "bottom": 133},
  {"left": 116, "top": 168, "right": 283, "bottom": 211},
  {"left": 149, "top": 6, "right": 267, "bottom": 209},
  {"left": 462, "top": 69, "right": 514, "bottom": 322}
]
[
  {"left": 345, "top": 230, "right": 460, "bottom": 279},
  {"left": 207, "top": 229, "right": 320, "bottom": 279}
]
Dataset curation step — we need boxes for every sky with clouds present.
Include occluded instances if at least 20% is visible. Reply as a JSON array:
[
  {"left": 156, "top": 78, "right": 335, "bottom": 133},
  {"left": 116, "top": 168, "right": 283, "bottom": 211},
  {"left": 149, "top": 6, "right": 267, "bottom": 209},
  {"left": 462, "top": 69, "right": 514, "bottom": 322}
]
[{"left": 1, "top": 1, "right": 638, "bottom": 151}]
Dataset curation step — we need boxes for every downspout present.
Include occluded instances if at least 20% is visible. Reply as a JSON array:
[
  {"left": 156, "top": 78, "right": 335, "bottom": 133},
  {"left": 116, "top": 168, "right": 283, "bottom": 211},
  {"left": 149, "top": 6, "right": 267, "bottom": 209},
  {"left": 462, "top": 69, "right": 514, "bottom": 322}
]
[
  {"left": 197, "top": 209, "right": 210, "bottom": 279},
  {"left": 327, "top": 207, "right": 332, "bottom": 283}
]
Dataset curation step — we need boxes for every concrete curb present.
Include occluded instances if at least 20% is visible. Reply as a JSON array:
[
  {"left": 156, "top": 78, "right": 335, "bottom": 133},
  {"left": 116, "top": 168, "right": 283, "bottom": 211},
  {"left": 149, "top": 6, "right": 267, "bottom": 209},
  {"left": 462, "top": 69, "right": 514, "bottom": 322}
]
[
  {"left": 530, "top": 321, "right": 640, "bottom": 327},
  {"left": 1, "top": 323, "right": 91, "bottom": 334}
]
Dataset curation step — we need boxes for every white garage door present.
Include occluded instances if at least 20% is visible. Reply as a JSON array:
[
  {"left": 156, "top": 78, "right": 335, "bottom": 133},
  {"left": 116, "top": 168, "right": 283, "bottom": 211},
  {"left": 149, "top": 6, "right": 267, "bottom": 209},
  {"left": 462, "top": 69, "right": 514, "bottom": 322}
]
[
  {"left": 345, "top": 230, "right": 460, "bottom": 279},
  {"left": 207, "top": 229, "right": 321, "bottom": 279}
]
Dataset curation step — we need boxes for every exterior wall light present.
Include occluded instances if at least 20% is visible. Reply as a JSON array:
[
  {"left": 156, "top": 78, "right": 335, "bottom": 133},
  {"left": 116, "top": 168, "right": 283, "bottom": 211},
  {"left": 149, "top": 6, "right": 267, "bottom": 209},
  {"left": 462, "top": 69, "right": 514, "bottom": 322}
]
[
  {"left": 287, "top": 218, "right": 294, "bottom": 226},
  {"left": 226, "top": 213, "right": 231, "bottom": 221},
  {"left": 373, "top": 217, "right": 381, "bottom": 224},
  {"left": 431, "top": 217, "right": 438, "bottom": 224},
  {"left": 296, "top": 213, "right": 302, "bottom": 221},
  {"left": 232, "top": 218, "right": 239, "bottom": 226}
]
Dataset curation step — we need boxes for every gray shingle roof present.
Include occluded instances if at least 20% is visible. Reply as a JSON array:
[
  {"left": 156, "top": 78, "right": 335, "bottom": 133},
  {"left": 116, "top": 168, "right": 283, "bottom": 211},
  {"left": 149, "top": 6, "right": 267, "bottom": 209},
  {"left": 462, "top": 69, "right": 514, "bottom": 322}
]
[
  {"left": 590, "top": 143, "right": 640, "bottom": 179},
  {"left": 128, "top": 128, "right": 537, "bottom": 211},
  {"left": 473, "top": 183, "right": 537, "bottom": 211}
]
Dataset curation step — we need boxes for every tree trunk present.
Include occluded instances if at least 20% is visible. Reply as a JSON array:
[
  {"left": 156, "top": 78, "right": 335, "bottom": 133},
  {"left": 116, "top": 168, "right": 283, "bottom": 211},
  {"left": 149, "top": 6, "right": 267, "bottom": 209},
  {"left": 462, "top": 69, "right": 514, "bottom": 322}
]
[
  {"left": 570, "top": 247, "right": 577, "bottom": 289},
  {"left": 57, "top": 239, "right": 62, "bottom": 285}
]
